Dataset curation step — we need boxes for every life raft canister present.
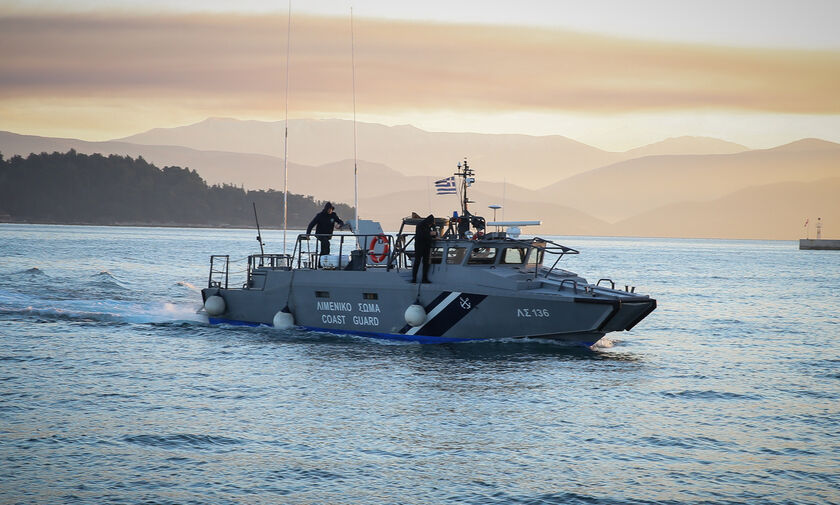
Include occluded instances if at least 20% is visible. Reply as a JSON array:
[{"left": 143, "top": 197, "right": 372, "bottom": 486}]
[{"left": 368, "top": 234, "right": 390, "bottom": 263}]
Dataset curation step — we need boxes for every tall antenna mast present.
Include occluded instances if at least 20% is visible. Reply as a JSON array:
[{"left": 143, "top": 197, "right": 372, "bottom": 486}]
[
  {"left": 282, "top": 0, "right": 292, "bottom": 253},
  {"left": 455, "top": 158, "right": 474, "bottom": 216},
  {"left": 351, "top": 7, "right": 359, "bottom": 235}
]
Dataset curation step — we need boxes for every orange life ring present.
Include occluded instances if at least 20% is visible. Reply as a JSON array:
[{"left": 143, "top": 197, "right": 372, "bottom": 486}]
[{"left": 368, "top": 234, "right": 390, "bottom": 263}]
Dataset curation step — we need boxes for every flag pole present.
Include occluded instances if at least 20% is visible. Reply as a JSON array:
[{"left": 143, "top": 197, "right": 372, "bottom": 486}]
[
  {"left": 502, "top": 177, "right": 506, "bottom": 221},
  {"left": 428, "top": 176, "right": 432, "bottom": 214}
]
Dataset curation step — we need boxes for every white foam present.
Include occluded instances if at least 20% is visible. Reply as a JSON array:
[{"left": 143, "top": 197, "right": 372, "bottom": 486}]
[
  {"left": 591, "top": 337, "right": 617, "bottom": 349},
  {"left": 175, "top": 281, "right": 200, "bottom": 292},
  {"left": 0, "top": 289, "right": 206, "bottom": 324}
]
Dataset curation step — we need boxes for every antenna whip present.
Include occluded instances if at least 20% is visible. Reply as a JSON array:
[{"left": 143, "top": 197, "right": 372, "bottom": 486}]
[
  {"left": 351, "top": 6, "right": 359, "bottom": 236},
  {"left": 253, "top": 202, "right": 266, "bottom": 264},
  {"left": 282, "top": 0, "right": 292, "bottom": 254}
]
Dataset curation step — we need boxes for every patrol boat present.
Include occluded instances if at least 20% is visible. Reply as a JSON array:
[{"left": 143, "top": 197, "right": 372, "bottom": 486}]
[{"left": 200, "top": 161, "right": 656, "bottom": 345}]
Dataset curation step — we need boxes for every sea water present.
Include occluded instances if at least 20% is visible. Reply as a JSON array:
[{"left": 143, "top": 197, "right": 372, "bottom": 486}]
[{"left": 0, "top": 224, "right": 838, "bottom": 504}]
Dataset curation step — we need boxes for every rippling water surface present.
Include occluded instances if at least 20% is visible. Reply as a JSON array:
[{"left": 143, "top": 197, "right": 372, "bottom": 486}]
[{"left": 1, "top": 224, "right": 838, "bottom": 504}]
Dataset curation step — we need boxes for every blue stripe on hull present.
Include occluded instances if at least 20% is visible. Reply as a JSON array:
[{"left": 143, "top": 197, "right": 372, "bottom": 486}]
[
  {"left": 207, "top": 317, "right": 482, "bottom": 343},
  {"left": 297, "top": 326, "right": 482, "bottom": 344},
  {"left": 208, "top": 317, "right": 265, "bottom": 327},
  {"left": 206, "top": 318, "right": 601, "bottom": 346}
]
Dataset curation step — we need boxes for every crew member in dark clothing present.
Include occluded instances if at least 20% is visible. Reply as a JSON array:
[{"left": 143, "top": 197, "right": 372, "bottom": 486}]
[
  {"left": 306, "top": 202, "right": 344, "bottom": 256},
  {"left": 457, "top": 210, "right": 472, "bottom": 238},
  {"left": 412, "top": 214, "right": 436, "bottom": 283}
]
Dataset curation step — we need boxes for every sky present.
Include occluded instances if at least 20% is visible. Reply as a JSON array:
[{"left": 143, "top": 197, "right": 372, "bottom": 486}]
[{"left": 1, "top": 0, "right": 839, "bottom": 150}]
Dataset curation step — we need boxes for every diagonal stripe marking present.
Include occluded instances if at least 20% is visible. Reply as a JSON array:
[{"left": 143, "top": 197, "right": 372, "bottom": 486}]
[
  {"left": 398, "top": 290, "right": 451, "bottom": 334},
  {"left": 406, "top": 291, "right": 461, "bottom": 335}
]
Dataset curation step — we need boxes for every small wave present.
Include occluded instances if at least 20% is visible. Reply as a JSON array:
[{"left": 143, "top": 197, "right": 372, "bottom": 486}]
[
  {"left": 707, "top": 318, "right": 744, "bottom": 324},
  {"left": 640, "top": 434, "right": 735, "bottom": 451},
  {"left": 780, "top": 388, "right": 837, "bottom": 400},
  {"left": 88, "top": 271, "right": 127, "bottom": 290},
  {"left": 760, "top": 446, "right": 819, "bottom": 456},
  {"left": 262, "top": 466, "right": 345, "bottom": 483},
  {"left": 358, "top": 448, "right": 416, "bottom": 459},
  {"left": 0, "top": 355, "right": 54, "bottom": 363},
  {"left": 662, "top": 389, "right": 763, "bottom": 401},
  {"left": 0, "top": 405, "right": 33, "bottom": 413},
  {"left": 7, "top": 267, "right": 49, "bottom": 278},
  {"left": 122, "top": 433, "right": 244, "bottom": 450},
  {"left": 446, "top": 491, "right": 631, "bottom": 505}
]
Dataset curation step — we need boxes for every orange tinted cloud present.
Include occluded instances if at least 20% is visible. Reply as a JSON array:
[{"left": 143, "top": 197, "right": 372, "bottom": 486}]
[{"left": 1, "top": 13, "right": 838, "bottom": 115}]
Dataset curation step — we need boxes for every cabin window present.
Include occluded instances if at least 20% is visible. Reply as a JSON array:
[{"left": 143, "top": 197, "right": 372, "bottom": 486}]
[
  {"left": 467, "top": 247, "right": 498, "bottom": 265},
  {"left": 526, "top": 246, "right": 545, "bottom": 267},
  {"left": 363, "top": 293, "right": 378, "bottom": 300},
  {"left": 430, "top": 247, "right": 444, "bottom": 264},
  {"left": 315, "top": 291, "right": 330, "bottom": 298},
  {"left": 446, "top": 246, "right": 467, "bottom": 264},
  {"left": 501, "top": 247, "right": 527, "bottom": 264}
]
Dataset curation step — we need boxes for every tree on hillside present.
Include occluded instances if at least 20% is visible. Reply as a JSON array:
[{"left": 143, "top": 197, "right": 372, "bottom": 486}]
[{"left": 0, "top": 150, "right": 354, "bottom": 228}]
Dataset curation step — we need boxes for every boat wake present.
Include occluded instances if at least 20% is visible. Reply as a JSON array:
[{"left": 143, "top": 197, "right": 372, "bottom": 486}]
[
  {"left": 591, "top": 337, "right": 617, "bottom": 349},
  {"left": 1, "top": 267, "right": 206, "bottom": 325},
  {"left": 0, "top": 288, "right": 206, "bottom": 325}
]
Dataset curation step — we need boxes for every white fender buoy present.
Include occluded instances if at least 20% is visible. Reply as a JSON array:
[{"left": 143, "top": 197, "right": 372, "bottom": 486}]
[
  {"left": 273, "top": 310, "right": 295, "bottom": 329},
  {"left": 204, "top": 295, "right": 225, "bottom": 316},
  {"left": 404, "top": 304, "right": 427, "bottom": 327}
]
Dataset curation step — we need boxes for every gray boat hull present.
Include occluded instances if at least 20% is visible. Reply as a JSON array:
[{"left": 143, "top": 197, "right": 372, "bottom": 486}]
[{"left": 202, "top": 266, "right": 655, "bottom": 346}]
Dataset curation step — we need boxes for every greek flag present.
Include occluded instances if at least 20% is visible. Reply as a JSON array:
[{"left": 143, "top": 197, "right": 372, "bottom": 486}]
[{"left": 435, "top": 176, "right": 456, "bottom": 195}]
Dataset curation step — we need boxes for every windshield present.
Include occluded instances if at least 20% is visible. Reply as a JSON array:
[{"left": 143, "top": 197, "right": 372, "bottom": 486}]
[
  {"left": 526, "top": 243, "right": 545, "bottom": 267},
  {"left": 501, "top": 247, "right": 527, "bottom": 264},
  {"left": 446, "top": 246, "right": 467, "bottom": 264},
  {"left": 468, "top": 247, "right": 497, "bottom": 265}
]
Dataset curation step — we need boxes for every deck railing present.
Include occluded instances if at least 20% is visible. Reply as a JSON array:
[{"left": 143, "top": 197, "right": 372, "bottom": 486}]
[
  {"left": 293, "top": 233, "right": 396, "bottom": 270},
  {"left": 209, "top": 232, "right": 581, "bottom": 288},
  {"left": 208, "top": 255, "right": 229, "bottom": 289}
]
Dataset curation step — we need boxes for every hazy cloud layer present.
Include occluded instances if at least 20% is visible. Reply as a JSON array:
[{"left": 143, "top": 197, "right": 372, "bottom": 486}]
[{"left": 1, "top": 13, "right": 839, "bottom": 115}]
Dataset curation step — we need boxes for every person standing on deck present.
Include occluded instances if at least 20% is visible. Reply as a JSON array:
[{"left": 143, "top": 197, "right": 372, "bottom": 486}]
[
  {"left": 412, "top": 214, "right": 436, "bottom": 283},
  {"left": 306, "top": 202, "right": 344, "bottom": 256}
]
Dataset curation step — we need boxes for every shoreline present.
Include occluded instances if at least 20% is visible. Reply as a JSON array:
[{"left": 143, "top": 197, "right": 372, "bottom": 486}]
[
  {"left": 0, "top": 218, "right": 307, "bottom": 231},
  {"left": 0, "top": 219, "right": 805, "bottom": 242}
]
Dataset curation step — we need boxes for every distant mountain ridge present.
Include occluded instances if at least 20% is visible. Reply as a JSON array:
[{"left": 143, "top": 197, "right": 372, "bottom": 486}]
[
  {"left": 116, "top": 118, "right": 624, "bottom": 188},
  {"left": 624, "top": 136, "right": 748, "bottom": 157},
  {"left": 536, "top": 140, "right": 840, "bottom": 221},
  {"left": 761, "top": 138, "right": 840, "bottom": 152},
  {"left": 0, "top": 129, "right": 312, "bottom": 190},
  {"left": 117, "top": 118, "right": 765, "bottom": 190},
  {"left": 615, "top": 177, "right": 840, "bottom": 240},
  {"left": 2, "top": 122, "right": 838, "bottom": 240}
]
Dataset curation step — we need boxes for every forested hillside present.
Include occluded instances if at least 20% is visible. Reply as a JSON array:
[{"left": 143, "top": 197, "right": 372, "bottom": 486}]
[{"left": 0, "top": 150, "right": 353, "bottom": 227}]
